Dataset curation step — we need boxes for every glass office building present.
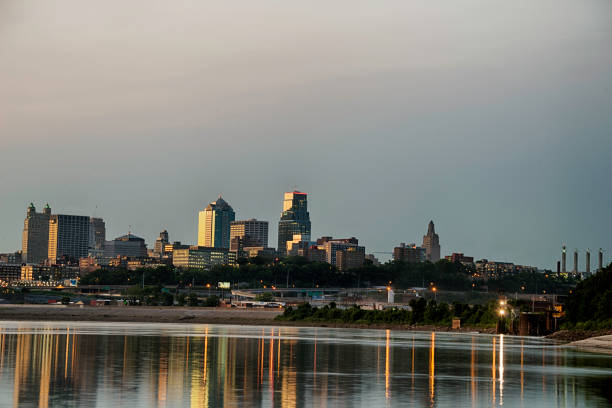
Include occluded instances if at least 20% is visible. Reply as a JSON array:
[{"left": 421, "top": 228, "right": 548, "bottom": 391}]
[{"left": 277, "top": 191, "right": 311, "bottom": 255}]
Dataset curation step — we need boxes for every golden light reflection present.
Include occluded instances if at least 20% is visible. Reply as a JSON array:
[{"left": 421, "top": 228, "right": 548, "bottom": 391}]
[
  {"left": 429, "top": 332, "right": 435, "bottom": 406},
  {"left": 38, "top": 333, "right": 52, "bottom": 408},
  {"left": 492, "top": 336, "right": 496, "bottom": 404},
  {"left": 269, "top": 328, "right": 275, "bottom": 399},
  {"left": 385, "top": 329, "right": 390, "bottom": 401},
  {"left": 499, "top": 335, "right": 504, "bottom": 406}
]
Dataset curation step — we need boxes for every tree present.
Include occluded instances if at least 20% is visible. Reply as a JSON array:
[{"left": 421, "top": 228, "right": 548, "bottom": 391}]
[
  {"left": 203, "top": 295, "right": 220, "bottom": 307},
  {"left": 187, "top": 293, "right": 199, "bottom": 307}
]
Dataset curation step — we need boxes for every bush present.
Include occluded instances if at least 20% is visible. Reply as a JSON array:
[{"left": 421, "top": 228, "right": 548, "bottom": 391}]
[
  {"left": 203, "top": 295, "right": 220, "bottom": 307},
  {"left": 61, "top": 296, "right": 70, "bottom": 305},
  {"left": 187, "top": 293, "right": 199, "bottom": 307}
]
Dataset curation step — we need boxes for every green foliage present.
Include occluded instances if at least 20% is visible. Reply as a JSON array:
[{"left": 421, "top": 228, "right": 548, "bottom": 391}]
[
  {"left": 565, "top": 264, "right": 612, "bottom": 326},
  {"left": 61, "top": 295, "right": 70, "bottom": 305},
  {"left": 187, "top": 293, "right": 199, "bottom": 307},
  {"left": 203, "top": 295, "right": 220, "bottom": 307},
  {"left": 255, "top": 292, "right": 274, "bottom": 302},
  {"left": 161, "top": 293, "right": 174, "bottom": 306},
  {"left": 77, "top": 258, "right": 578, "bottom": 295},
  {"left": 176, "top": 293, "right": 186, "bottom": 306},
  {"left": 277, "top": 300, "right": 498, "bottom": 327}
]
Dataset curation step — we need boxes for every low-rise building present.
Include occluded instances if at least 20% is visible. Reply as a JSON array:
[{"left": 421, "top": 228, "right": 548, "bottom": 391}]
[
  {"left": 0, "top": 264, "right": 22, "bottom": 284},
  {"left": 104, "top": 233, "right": 148, "bottom": 258},
  {"left": 173, "top": 246, "right": 237, "bottom": 270},
  {"left": 393, "top": 243, "right": 426, "bottom": 263}
]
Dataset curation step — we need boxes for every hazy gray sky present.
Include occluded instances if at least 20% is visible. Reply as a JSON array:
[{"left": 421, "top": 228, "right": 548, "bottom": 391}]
[{"left": 1, "top": 0, "right": 611, "bottom": 268}]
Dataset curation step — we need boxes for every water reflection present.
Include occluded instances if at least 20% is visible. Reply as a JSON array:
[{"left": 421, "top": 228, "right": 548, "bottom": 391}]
[{"left": 0, "top": 322, "right": 610, "bottom": 407}]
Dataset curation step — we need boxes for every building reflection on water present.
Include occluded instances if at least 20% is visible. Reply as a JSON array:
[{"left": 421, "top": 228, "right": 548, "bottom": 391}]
[{"left": 0, "top": 324, "right": 610, "bottom": 407}]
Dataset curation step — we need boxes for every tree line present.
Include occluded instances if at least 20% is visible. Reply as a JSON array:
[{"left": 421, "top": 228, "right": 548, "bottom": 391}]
[{"left": 79, "top": 256, "right": 579, "bottom": 294}]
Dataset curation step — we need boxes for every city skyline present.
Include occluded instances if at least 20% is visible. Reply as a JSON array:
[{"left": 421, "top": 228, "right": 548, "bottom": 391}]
[
  {"left": 1, "top": 1, "right": 611, "bottom": 269},
  {"left": 5, "top": 197, "right": 607, "bottom": 270}
]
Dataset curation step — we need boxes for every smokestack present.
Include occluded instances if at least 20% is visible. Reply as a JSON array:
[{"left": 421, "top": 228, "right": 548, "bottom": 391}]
[
  {"left": 586, "top": 249, "right": 590, "bottom": 275},
  {"left": 599, "top": 249, "right": 604, "bottom": 271},
  {"left": 556, "top": 261, "right": 560, "bottom": 274},
  {"left": 562, "top": 245, "right": 566, "bottom": 273},
  {"left": 574, "top": 250, "right": 578, "bottom": 274}
]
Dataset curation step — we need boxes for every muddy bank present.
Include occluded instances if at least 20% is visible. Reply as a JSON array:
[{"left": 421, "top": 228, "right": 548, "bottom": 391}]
[
  {"left": 546, "top": 329, "right": 612, "bottom": 343},
  {"left": 567, "top": 334, "right": 612, "bottom": 355},
  {"left": 0, "top": 304, "right": 496, "bottom": 333}
]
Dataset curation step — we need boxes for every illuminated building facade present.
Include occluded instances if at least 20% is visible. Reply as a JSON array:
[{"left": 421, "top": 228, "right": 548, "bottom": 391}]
[
  {"left": 48, "top": 214, "right": 90, "bottom": 264},
  {"left": 277, "top": 191, "right": 311, "bottom": 255},
  {"left": 21, "top": 203, "right": 51, "bottom": 264},
  {"left": 173, "top": 246, "right": 237, "bottom": 269},
  {"left": 198, "top": 196, "right": 235, "bottom": 249}
]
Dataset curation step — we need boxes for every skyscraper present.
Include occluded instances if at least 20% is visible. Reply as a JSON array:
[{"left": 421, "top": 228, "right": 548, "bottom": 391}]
[
  {"left": 21, "top": 203, "right": 51, "bottom": 264},
  {"left": 230, "top": 219, "right": 269, "bottom": 250},
  {"left": 278, "top": 191, "right": 311, "bottom": 255},
  {"left": 48, "top": 214, "right": 90, "bottom": 263},
  {"left": 89, "top": 217, "right": 106, "bottom": 251},
  {"left": 422, "top": 220, "right": 440, "bottom": 262},
  {"left": 198, "top": 195, "right": 235, "bottom": 249}
]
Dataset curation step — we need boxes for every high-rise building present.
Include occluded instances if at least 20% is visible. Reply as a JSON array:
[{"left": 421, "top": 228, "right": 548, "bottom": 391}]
[
  {"left": 198, "top": 195, "right": 235, "bottom": 249},
  {"left": 230, "top": 219, "right": 269, "bottom": 251},
  {"left": 422, "top": 220, "right": 440, "bottom": 262},
  {"left": 154, "top": 230, "right": 170, "bottom": 256},
  {"left": 48, "top": 214, "right": 90, "bottom": 263},
  {"left": 89, "top": 217, "right": 106, "bottom": 251},
  {"left": 21, "top": 203, "right": 52, "bottom": 264},
  {"left": 278, "top": 191, "right": 311, "bottom": 255},
  {"left": 104, "top": 233, "right": 148, "bottom": 258}
]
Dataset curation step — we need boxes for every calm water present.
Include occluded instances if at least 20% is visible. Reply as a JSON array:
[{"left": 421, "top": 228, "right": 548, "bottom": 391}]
[{"left": 0, "top": 321, "right": 610, "bottom": 407}]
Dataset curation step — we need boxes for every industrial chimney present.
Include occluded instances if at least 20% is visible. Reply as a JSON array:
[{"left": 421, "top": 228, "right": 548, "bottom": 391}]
[
  {"left": 573, "top": 250, "right": 578, "bottom": 274},
  {"left": 599, "top": 249, "right": 603, "bottom": 272},
  {"left": 586, "top": 249, "right": 590, "bottom": 275}
]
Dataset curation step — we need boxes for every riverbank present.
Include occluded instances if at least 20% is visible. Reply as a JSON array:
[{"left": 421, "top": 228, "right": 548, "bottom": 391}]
[
  {"left": 0, "top": 304, "right": 496, "bottom": 333},
  {"left": 567, "top": 334, "right": 612, "bottom": 355},
  {"left": 545, "top": 329, "right": 612, "bottom": 343}
]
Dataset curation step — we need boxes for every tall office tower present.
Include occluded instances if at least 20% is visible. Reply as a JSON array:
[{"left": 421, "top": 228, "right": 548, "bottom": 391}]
[
  {"left": 277, "top": 191, "right": 311, "bottom": 255},
  {"left": 198, "top": 195, "right": 235, "bottom": 248},
  {"left": 586, "top": 249, "right": 590, "bottom": 275},
  {"left": 154, "top": 230, "right": 169, "bottom": 256},
  {"left": 422, "top": 220, "right": 440, "bottom": 262},
  {"left": 48, "top": 214, "right": 90, "bottom": 263},
  {"left": 230, "top": 219, "right": 269, "bottom": 250},
  {"left": 89, "top": 218, "right": 106, "bottom": 251},
  {"left": 561, "top": 245, "right": 566, "bottom": 273},
  {"left": 21, "top": 203, "right": 51, "bottom": 264}
]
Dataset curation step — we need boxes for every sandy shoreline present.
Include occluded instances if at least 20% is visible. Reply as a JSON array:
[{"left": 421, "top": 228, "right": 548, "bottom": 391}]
[
  {"left": 567, "top": 335, "right": 612, "bottom": 355},
  {"left": 0, "top": 304, "right": 495, "bottom": 333}
]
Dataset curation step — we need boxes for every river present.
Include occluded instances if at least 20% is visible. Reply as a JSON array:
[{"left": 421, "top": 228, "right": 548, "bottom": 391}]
[{"left": 0, "top": 321, "right": 609, "bottom": 407}]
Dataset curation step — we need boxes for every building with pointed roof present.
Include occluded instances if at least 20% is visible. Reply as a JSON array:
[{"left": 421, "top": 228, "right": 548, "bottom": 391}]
[
  {"left": 422, "top": 220, "right": 441, "bottom": 262},
  {"left": 198, "top": 195, "right": 235, "bottom": 249}
]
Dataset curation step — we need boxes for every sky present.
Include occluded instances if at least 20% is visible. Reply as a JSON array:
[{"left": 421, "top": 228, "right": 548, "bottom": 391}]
[{"left": 1, "top": 0, "right": 611, "bottom": 268}]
